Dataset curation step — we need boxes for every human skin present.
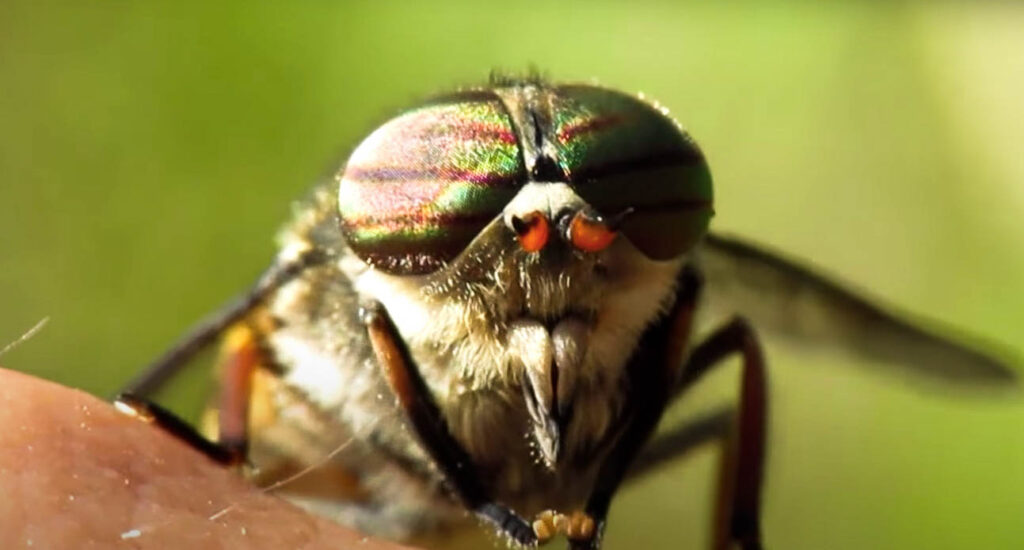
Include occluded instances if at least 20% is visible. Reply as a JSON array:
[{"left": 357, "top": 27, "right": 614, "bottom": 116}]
[{"left": 0, "top": 368, "right": 418, "bottom": 550}]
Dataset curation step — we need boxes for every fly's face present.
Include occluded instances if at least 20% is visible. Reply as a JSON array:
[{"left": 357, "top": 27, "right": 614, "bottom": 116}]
[{"left": 334, "top": 83, "right": 714, "bottom": 469}]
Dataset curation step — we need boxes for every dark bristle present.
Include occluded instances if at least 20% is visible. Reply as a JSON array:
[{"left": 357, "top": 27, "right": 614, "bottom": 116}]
[
  {"left": 489, "top": 67, "right": 549, "bottom": 88},
  {"left": 420, "top": 88, "right": 501, "bottom": 108}
]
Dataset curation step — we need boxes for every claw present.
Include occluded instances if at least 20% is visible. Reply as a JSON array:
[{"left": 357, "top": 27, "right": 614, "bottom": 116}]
[
  {"left": 564, "top": 511, "right": 596, "bottom": 541},
  {"left": 533, "top": 510, "right": 558, "bottom": 544}
]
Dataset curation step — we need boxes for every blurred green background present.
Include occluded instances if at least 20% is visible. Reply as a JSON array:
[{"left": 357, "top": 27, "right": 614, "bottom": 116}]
[{"left": 2, "top": 2, "right": 1024, "bottom": 549}]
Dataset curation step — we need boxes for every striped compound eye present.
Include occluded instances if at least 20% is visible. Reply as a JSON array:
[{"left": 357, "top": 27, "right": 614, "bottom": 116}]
[
  {"left": 338, "top": 83, "right": 714, "bottom": 274},
  {"left": 551, "top": 85, "right": 713, "bottom": 260},
  {"left": 337, "top": 91, "right": 526, "bottom": 275}
]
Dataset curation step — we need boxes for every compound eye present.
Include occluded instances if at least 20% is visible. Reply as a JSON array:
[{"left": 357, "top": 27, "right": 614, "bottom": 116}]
[
  {"left": 337, "top": 92, "right": 525, "bottom": 275},
  {"left": 552, "top": 85, "right": 713, "bottom": 260}
]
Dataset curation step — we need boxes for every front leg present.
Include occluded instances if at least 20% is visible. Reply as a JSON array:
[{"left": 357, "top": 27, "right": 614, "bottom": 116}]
[
  {"left": 114, "top": 321, "right": 269, "bottom": 469},
  {"left": 677, "top": 318, "right": 767, "bottom": 550},
  {"left": 567, "top": 266, "right": 704, "bottom": 550},
  {"left": 569, "top": 271, "right": 768, "bottom": 550},
  {"left": 360, "top": 300, "right": 538, "bottom": 547}
]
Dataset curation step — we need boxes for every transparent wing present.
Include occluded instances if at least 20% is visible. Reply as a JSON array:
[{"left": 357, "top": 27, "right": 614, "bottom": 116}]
[{"left": 694, "top": 232, "right": 1018, "bottom": 386}]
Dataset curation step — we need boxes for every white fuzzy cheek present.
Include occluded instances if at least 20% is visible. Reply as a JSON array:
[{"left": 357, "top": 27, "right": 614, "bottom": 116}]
[
  {"left": 352, "top": 269, "right": 437, "bottom": 346},
  {"left": 589, "top": 256, "right": 685, "bottom": 371}
]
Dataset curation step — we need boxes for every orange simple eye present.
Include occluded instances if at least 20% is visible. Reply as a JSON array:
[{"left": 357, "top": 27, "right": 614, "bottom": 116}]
[
  {"left": 512, "top": 212, "right": 550, "bottom": 252},
  {"left": 569, "top": 212, "right": 617, "bottom": 252}
]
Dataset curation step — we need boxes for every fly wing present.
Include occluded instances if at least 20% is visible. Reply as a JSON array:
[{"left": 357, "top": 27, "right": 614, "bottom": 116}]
[{"left": 694, "top": 232, "right": 1018, "bottom": 385}]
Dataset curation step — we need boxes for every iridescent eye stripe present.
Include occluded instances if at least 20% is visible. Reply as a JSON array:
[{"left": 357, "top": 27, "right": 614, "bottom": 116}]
[
  {"left": 343, "top": 167, "right": 515, "bottom": 185},
  {"left": 555, "top": 114, "right": 622, "bottom": 144},
  {"left": 337, "top": 81, "right": 715, "bottom": 273},
  {"left": 338, "top": 93, "right": 525, "bottom": 274},
  {"left": 550, "top": 84, "right": 713, "bottom": 259},
  {"left": 568, "top": 150, "right": 708, "bottom": 184},
  {"left": 552, "top": 85, "right": 707, "bottom": 182}
]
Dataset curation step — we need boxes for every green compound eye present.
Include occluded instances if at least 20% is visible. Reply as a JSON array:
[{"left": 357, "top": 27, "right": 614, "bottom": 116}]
[
  {"left": 338, "top": 83, "right": 712, "bottom": 274},
  {"left": 551, "top": 85, "right": 713, "bottom": 260},
  {"left": 337, "top": 91, "right": 526, "bottom": 275}
]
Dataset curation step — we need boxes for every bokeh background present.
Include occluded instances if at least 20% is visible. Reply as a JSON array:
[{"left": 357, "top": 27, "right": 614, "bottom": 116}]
[{"left": 2, "top": 2, "right": 1024, "bottom": 549}]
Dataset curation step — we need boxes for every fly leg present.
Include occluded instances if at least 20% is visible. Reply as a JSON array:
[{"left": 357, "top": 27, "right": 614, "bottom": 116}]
[
  {"left": 115, "top": 322, "right": 265, "bottom": 468},
  {"left": 676, "top": 317, "right": 768, "bottom": 550},
  {"left": 566, "top": 266, "right": 704, "bottom": 550},
  {"left": 360, "top": 300, "right": 538, "bottom": 547},
  {"left": 114, "top": 395, "right": 242, "bottom": 466},
  {"left": 114, "top": 253, "right": 324, "bottom": 467},
  {"left": 627, "top": 406, "right": 734, "bottom": 479},
  {"left": 568, "top": 315, "right": 767, "bottom": 550}
]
